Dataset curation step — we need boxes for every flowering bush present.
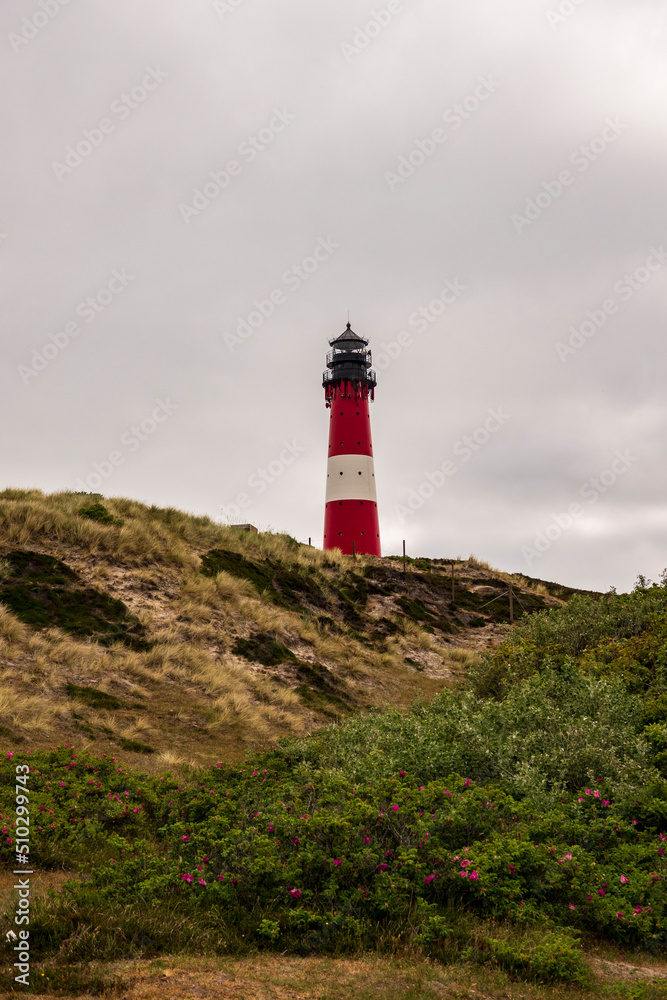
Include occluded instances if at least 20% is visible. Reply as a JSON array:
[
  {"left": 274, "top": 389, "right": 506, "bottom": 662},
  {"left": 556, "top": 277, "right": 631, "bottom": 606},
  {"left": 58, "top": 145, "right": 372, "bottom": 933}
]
[
  {"left": 3, "top": 743, "right": 666, "bottom": 973},
  {"left": 2, "top": 579, "right": 667, "bottom": 980}
]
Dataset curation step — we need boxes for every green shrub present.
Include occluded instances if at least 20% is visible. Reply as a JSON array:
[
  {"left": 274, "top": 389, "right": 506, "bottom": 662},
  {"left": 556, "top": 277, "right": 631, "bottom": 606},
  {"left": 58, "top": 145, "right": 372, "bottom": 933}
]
[
  {"left": 201, "top": 548, "right": 275, "bottom": 594},
  {"left": 78, "top": 503, "right": 123, "bottom": 526},
  {"left": 0, "top": 550, "right": 150, "bottom": 650},
  {"left": 4, "top": 574, "right": 667, "bottom": 978},
  {"left": 468, "top": 929, "right": 590, "bottom": 984},
  {"left": 201, "top": 548, "right": 328, "bottom": 610},
  {"left": 3, "top": 743, "right": 667, "bottom": 969},
  {"left": 284, "top": 666, "right": 653, "bottom": 802}
]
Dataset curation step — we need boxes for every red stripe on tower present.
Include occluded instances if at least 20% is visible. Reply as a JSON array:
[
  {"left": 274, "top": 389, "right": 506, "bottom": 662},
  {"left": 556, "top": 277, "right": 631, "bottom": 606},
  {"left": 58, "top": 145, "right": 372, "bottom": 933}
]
[{"left": 322, "top": 322, "right": 381, "bottom": 556}]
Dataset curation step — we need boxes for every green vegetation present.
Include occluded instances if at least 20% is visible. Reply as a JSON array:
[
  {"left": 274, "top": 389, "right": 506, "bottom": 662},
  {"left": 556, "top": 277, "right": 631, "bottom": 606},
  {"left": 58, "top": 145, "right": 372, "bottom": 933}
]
[
  {"left": 3, "top": 576, "right": 667, "bottom": 993},
  {"left": 78, "top": 501, "right": 123, "bottom": 526},
  {"left": 2, "top": 491, "right": 666, "bottom": 993},
  {"left": 201, "top": 547, "right": 329, "bottom": 611},
  {"left": 2, "top": 491, "right": 488, "bottom": 763},
  {"left": 232, "top": 633, "right": 298, "bottom": 666},
  {"left": 65, "top": 683, "right": 124, "bottom": 711},
  {"left": 0, "top": 550, "right": 150, "bottom": 651}
]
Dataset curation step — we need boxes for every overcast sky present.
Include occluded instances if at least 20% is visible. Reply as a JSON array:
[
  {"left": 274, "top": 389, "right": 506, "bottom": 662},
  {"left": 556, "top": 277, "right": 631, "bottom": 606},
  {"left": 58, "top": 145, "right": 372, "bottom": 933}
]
[{"left": 2, "top": 0, "right": 665, "bottom": 593}]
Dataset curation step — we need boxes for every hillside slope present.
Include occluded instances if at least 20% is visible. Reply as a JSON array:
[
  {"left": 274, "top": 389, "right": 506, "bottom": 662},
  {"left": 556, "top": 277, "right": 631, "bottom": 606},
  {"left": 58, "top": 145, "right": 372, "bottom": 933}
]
[{"left": 0, "top": 489, "right": 584, "bottom": 768}]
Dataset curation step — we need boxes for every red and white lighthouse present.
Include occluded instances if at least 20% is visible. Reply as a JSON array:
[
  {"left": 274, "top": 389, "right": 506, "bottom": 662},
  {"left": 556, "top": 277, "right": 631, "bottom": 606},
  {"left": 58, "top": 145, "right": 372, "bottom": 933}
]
[{"left": 322, "top": 322, "right": 381, "bottom": 556}]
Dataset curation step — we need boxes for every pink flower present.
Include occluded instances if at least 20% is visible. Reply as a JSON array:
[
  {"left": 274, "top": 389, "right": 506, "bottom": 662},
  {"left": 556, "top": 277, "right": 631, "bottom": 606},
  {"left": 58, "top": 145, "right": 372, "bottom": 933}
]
[
  {"left": 377, "top": 863, "right": 388, "bottom": 872},
  {"left": 620, "top": 875, "right": 628, "bottom": 884},
  {"left": 460, "top": 860, "right": 471, "bottom": 867},
  {"left": 469, "top": 871, "right": 479, "bottom": 881},
  {"left": 587, "top": 894, "right": 593, "bottom": 900},
  {"left": 659, "top": 848, "right": 665, "bottom": 856},
  {"left": 198, "top": 878, "right": 206, "bottom": 886},
  {"left": 218, "top": 874, "right": 225, "bottom": 881},
  {"left": 182, "top": 835, "right": 190, "bottom": 842},
  {"left": 464, "top": 778, "right": 471, "bottom": 788},
  {"left": 293, "top": 837, "right": 300, "bottom": 845},
  {"left": 363, "top": 837, "right": 371, "bottom": 844},
  {"left": 598, "top": 889, "right": 605, "bottom": 896},
  {"left": 563, "top": 853, "right": 573, "bottom": 860},
  {"left": 569, "top": 903, "right": 576, "bottom": 910},
  {"left": 424, "top": 874, "right": 436, "bottom": 885},
  {"left": 459, "top": 870, "right": 469, "bottom": 878},
  {"left": 232, "top": 878, "right": 238, "bottom": 885},
  {"left": 635, "top": 906, "right": 643, "bottom": 914},
  {"left": 508, "top": 864, "right": 515, "bottom": 874},
  {"left": 289, "top": 888, "right": 301, "bottom": 899},
  {"left": 332, "top": 859, "right": 343, "bottom": 866},
  {"left": 617, "top": 912, "right": 624, "bottom": 919},
  {"left": 585, "top": 789, "right": 592, "bottom": 795},
  {"left": 578, "top": 798, "right": 584, "bottom": 802},
  {"left": 391, "top": 804, "right": 400, "bottom": 812},
  {"left": 181, "top": 873, "right": 194, "bottom": 883},
  {"left": 602, "top": 800, "right": 610, "bottom": 806},
  {"left": 631, "top": 819, "right": 638, "bottom": 825},
  {"left": 399, "top": 771, "right": 406, "bottom": 777}
]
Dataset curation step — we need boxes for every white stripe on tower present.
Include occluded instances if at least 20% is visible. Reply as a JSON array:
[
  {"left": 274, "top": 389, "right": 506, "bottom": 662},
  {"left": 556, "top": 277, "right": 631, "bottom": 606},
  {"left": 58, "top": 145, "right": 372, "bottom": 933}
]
[{"left": 325, "top": 454, "right": 377, "bottom": 503}]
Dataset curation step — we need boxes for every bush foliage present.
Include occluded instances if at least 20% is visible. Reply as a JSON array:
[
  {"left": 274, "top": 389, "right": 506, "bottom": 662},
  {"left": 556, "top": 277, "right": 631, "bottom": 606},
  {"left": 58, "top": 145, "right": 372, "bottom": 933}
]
[{"left": 2, "top": 574, "right": 667, "bottom": 986}]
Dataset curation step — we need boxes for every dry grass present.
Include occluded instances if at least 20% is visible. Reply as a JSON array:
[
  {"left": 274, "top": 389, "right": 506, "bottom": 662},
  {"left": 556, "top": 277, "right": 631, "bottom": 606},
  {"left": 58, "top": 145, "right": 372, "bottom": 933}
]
[
  {"left": 0, "top": 603, "right": 29, "bottom": 643},
  {"left": 0, "top": 488, "right": 536, "bottom": 767},
  {"left": 18, "top": 949, "right": 667, "bottom": 1000},
  {"left": 445, "top": 647, "right": 482, "bottom": 669}
]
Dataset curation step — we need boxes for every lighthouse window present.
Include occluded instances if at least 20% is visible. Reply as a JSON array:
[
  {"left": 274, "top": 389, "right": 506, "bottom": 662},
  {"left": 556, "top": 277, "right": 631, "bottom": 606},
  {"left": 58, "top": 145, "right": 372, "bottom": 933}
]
[
  {"left": 339, "top": 471, "right": 343, "bottom": 476},
  {"left": 338, "top": 532, "right": 342, "bottom": 536},
  {"left": 358, "top": 471, "right": 362, "bottom": 475},
  {"left": 357, "top": 441, "right": 360, "bottom": 445},
  {"left": 361, "top": 531, "right": 365, "bottom": 536}
]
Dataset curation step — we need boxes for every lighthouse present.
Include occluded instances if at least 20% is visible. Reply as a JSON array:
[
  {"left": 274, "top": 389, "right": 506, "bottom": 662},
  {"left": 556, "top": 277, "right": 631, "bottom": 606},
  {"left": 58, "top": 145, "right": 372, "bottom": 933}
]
[{"left": 322, "top": 322, "right": 381, "bottom": 556}]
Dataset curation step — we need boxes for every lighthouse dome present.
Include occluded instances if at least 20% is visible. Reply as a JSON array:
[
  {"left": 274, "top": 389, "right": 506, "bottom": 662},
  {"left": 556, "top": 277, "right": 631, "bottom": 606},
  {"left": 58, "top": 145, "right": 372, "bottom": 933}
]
[
  {"left": 329, "top": 321, "right": 369, "bottom": 349},
  {"left": 323, "top": 321, "right": 376, "bottom": 388}
]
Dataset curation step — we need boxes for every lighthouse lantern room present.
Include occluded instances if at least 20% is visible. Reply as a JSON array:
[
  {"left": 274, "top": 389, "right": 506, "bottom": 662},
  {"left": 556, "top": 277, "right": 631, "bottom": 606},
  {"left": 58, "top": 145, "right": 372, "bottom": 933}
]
[{"left": 322, "top": 322, "right": 381, "bottom": 556}]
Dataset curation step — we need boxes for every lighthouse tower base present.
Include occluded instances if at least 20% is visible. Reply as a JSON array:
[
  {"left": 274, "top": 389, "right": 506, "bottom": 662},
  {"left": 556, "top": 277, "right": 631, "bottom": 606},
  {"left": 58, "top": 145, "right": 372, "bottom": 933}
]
[{"left": 323, "top": 500, "right": 380, "bottom": 555}]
